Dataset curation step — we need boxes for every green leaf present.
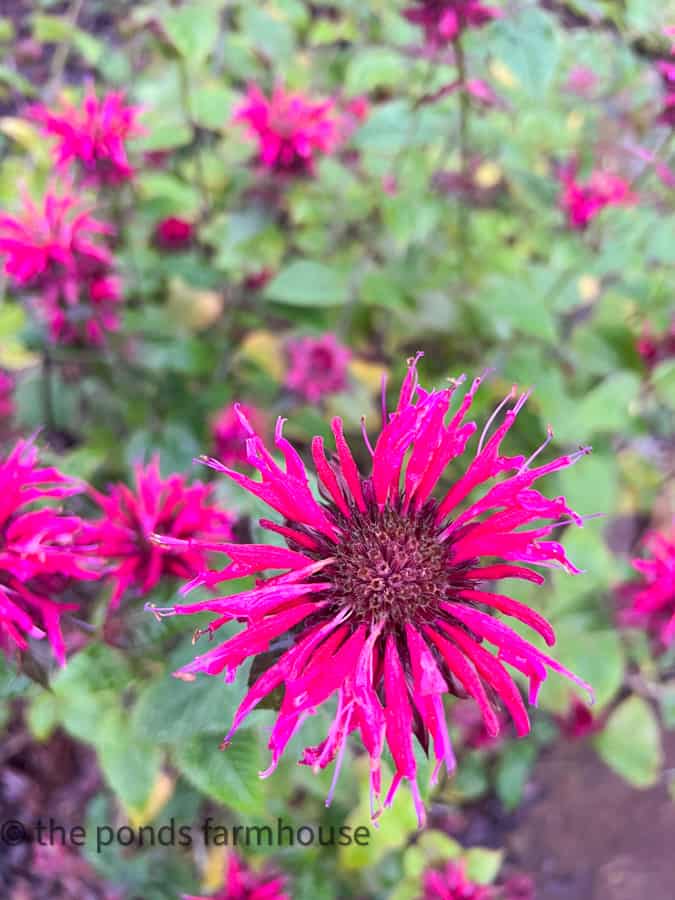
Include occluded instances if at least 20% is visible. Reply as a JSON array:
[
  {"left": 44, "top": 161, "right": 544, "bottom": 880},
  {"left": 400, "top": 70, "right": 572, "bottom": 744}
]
[
  {"left": 96, "top": 709, "right": 161, "bottom": 814},
  {"left": 346, "top": 48, "right": 408, "bottom": 92},
  {"left": 562, "top": 372, "right": 641, "bottom": 442},
  {"left": 265, "top": 261, "right": 349, "bottom": 306},
  {"left": 495, "top": 740, "right": 537, "bottom": 811},
  {"left": 174, "top": 729, "right": 265, "bottom": 815},
  {"left": 163, "top": 4, "right": 219, "bottom": 66},
  {"left": 240, "top": 6, "right": 295, "bottom": 61},
  {"left": 594, "top": 696, "right": 663, "bottom": 788},
  {"left": 539, "top": 625, "right": 623, "bottom": 713},
  {"left": 465, "top": 847, "right": 504, "bottom": 885},
  {"left": 652, "top": 359, "right": 675, "bottom": 410},
  {"left": 27, "top": 691, "right": 59, "bottom": 741}
]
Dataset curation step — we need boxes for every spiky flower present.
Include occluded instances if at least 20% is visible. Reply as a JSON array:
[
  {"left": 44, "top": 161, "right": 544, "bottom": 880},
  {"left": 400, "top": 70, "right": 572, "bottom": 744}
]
[
  {"left": 558, "top": 161, "right": 636, "bottom": 231},
  {"left": 183, "top": 852, "right": 289, "bottom": 900},
  {"left": 154, "top": 355, "right": 592, "bottom": 824},
  {"left": 233, "top": 84, "right": 342, "bottom": 176},
  {"left": 0, "top": 440, "right": 99, "bottom": 665},
  {"left": 422, "top": 860, "right": 494, "bottom": 900},
  {"left": 622, "top": 525, "right": 675, "bottom": 646},
  {"left": 90, "top": 457, "right": 233, "bottom": 610},
  {"left": 403, "top": 0, "right": 503, "bottom": 48},
  {"left": 285, "top": 333, "right": 351, "bottom": 404},
  {"left": 28, "top": 86, "right": 143, "bottom": 185},
  {"left": 0, "top": 188, "right": 121, "bottom": 345}
]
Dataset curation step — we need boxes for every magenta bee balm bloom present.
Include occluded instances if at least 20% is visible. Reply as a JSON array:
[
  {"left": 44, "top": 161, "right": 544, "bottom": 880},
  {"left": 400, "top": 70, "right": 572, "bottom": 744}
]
[
  {"left": 155, "top": 356, "right": 592, "bottom": 824},
  {"left": 91, "top": 458, "right": 233, "bottom": 610},
  {"left": 212, "top": 403, "right": 267, "bottom": 468},
  {"left": 28, "top": 85, "right": 143, "bottom": 185},
  {"left": 622, "top": 525, "right": 675, "bottom": 646},
  {"left": 559, "top": 161, "right": 636, "bottom": 231},
  {"left": 0, "top": 189, "right": 122, "bottom": 345},
  {"left": 403, "top": 0, "right": 503, "bottom": 48},
  {"left": 422, "top": 860, "right": 494, "bottom": 899},
  {"left": 234, "top": 84, "right": 342, "bottom": 176},
  {"left": 285, "top": 333, "right": 351, "bottom": 404},
  {"left": 0, "top": 440, "right": 99, "bottom": 666},
  {"left": 183, "top": 852, "right": 289, "bottom": 900}
]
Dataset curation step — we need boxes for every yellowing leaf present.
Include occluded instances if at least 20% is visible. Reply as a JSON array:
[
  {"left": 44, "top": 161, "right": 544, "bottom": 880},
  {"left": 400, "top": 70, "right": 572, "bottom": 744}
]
[
  {"left": 238, "top": 329, "right": 284, "bottom": 381},
  {"left": 474, "top": 161, "right": 502, "bottom": 189},
  {"left": 567, "top": 110, "right": 585, "bottom": 132},
  {"left": 0, "top": 117, "right": 50, "bottom": 163},
  {"left": 490, "top": 60, "right": 519, "bottom": 89},
  {"left": 127, "top": 771, "right": 175, "bottom": 829},
  {"left": 167, "top": 278, "right": 223, "bottom": 332},
  {"left": 577, "top": 275, "right": 600, "bottom": 302},
  {"left": 203, "top": 846, "right": 229, "bottom": 893},
  {"left": 349, "top": 358, "right": 387, "bottom": 394},
  {"left": 0, "top": 341, "right": 39, "bottom": 369}
]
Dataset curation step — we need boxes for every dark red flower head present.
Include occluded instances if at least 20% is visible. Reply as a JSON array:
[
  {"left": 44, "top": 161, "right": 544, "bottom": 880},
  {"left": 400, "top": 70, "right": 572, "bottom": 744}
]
[
  {"left": 233, "top": 84, "right": 342, "bottom": 176},
  {"left": 403, "top": 1, "right": 503, "bottom": 48},
  {"left": 558, "top": 161, "right": 636, "bottom": 231},
  {"left": 28, "top": 86, "right": 143, "bottom": 185},
  {"left": 0, "top": 188, "right": 121, "bottom": 345},
  {"left": 636, "top": 318, "right": 675, "bottom": 370},
  {"left": 422, "top": 860, "right": 494, "bottom": 900},
  {"left": 90, "top": 457, "right": 234, "bottom": 610},
  {"left": 153, "top": 356, "right": 592, "bottom": 824},
  {"left": 554, "top": 695, "right": 602, "bottom": 740},
  {"left": 182, "top": 852, "right": 289, "bottom": 900},
  {"left": 285, "top": 333, "right": 351, "bottom": 404},
  {"left": 154, "top": 217, "right": 195, "bottom": 251},
  {"left": 0, "top": 440, "right": 99, "bottom": 665},
  {"left": 622, "top": 525, "right": 675, "bottom": 646}
]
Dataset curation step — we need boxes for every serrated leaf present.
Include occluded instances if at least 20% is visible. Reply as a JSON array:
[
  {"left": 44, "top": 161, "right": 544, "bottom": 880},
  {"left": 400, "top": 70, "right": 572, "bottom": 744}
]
[
  {"left": 174, "top": 729, "right": 265, "bottom": 815},
  {"left": 594, "top": 696, "right": 663, "bottom": 788}
]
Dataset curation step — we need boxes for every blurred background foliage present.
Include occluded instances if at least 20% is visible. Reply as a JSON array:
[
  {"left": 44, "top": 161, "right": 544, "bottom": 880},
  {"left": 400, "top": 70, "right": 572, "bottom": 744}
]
[{"left": 0, "top": 1, "right": 673, "bottom": 898}]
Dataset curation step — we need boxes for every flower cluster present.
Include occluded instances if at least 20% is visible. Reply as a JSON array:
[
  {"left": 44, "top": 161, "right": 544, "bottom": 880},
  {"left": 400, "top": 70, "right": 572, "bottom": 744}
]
[
  {"left": 284, "top": 333, "right": 351, "bottom": 404},
  {"left": 403, "top": 0, "right": 502, "bottom": 48},
  {"left": 558, "top": 161, "right": 636, "bottom": 231},
  {"left": 0, "top": 189, "right": 121, "bottom": 345},
  {"left": 0, "top": 440, "right": 99, "bottom": 666},
  {"left": 422, "top": 860, "right": 493, "bottom": 900},
  {"left": 28, "top": 86, "right": 143, "bottom": 185},
  {"left": 622, "top": 525, "right": 675, "bottom": 646},
  {"left": 183, "top": 852, "right": 289, "bottom": 900},
  {"left": 90, "top": 457, "right": 233, "bottom": 610},
  {"left": 234, "top": 84, "right": 343, "bottom": 176},
  {"left": 154, "top": 355, "right": 592, "bottom": 825},
  {"left": 637, "top": 318, "right": 675, "bottom": 369}
]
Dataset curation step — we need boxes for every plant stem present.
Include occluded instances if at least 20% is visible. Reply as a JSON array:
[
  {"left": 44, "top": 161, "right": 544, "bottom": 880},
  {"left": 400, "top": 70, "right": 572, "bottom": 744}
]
[
  {"left": 42, "top": 347, "right": 55, "bottom": 434},
  {"left": 45, "top": 0, "right": 85, "bottom": 101}
]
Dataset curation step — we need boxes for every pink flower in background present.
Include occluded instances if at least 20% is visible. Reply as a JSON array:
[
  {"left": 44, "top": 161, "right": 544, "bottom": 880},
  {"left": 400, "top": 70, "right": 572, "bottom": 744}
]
[
  {"left": 403, "top": 0, "right": 503, "bottom": 48},
  {"left": 212, "top": 403, "right": 267, "bottom": 467},
  {"left": 422, "top": 860, "right": 494, "bottom": 899},
  {"left": 91, "top": 457, "right": 233, "bottom": 610},
  {"left": 564, "top": 66, "right": 598, "bottom": 96},
  {"left": 233, "top": 84, "right": 342, "bottom": 175},
  {"left": 154, "top": 216, "right": 195, "bottom": 251},
  {"left": 28, "top": 86, "right": 143, "bottom": 185},
  {"left": 555, "top": 696, "right": 602, "bottom": 740},
  {"left": 285, "top": 333, "right": 351, "bottom": 403},
  {"left": 451, "top": 701, "right": 509, "bottom": 750},
  {"left": 637, "top": 318, "right": 675, "bottom": 370},
  {"left": 622, "top": 525, "right": 675, "bottom": 646},
  {"left": 499, "top": 874, "right": 536, "bottom": 900},
  {"left": 0, "top": 370, "right": 14, "bottom": 421},
  {"left": 0, "top": 440, "right": 99, "bottom": 666},
  {"left": 559, "top": 161, "right": 636, "bottom": 230},
  {"left": 0, "top": 189, "right": 122, "bottom": 345},
  {"left": 153, "top": 354, "right": 592, "bottom": 824},
  {"left": 183, "top": 852, "right": 289, "bottom": 900},
  {"left": 243, "top": 268, "right": 273, "bottom": 292}
]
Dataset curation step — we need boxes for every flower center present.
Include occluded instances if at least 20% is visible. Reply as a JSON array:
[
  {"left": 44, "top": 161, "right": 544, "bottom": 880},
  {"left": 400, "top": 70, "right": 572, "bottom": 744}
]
[{"left": 330, "top": 505, "right": 452, "bottom": 628}]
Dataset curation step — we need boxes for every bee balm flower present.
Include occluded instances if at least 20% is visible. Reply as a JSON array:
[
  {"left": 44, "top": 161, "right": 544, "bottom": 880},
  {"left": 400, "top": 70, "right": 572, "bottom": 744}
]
[
  {"left": 0, "top": 188, "right": 121, "bottom": 345},
  {"left": 154, "top": 355, "right": 592, "bottom": 825},
  {"left": 183, "top": 852, "right": 289, "bottom": 900},
  {"left": 234, "top": 84, "right": 342, "bottom": 176},
  {"left": 28, "top": 86, "right": 142, "bottom": 185},
  {"left": 0, "top": 440, "right": 99, "bottom": 666},
  {"left": 284, "top": 333, "right": 351, "bottom": 404},
  {"left": 403, "top": 0, "right": 503, "bottom": 48},
  {"left": 91, "top": 457, "right": 233, "bottom": 610},
  {"left": 558, "top": 161, "right": 636, "bottom": 231},
  {"left": 622, "top": 525, "right": 675, "bottom": 646}
]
